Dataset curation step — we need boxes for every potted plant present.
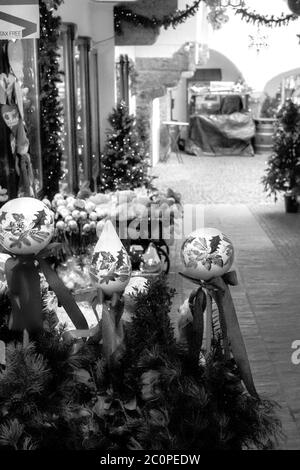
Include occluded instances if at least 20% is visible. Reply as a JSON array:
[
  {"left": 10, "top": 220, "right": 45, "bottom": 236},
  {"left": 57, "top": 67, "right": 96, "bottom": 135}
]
[
  {"left": 262, "top": 100, "right": 300, "bottom": 212},
  {"left": 260, "top": 94, "right": 280, "bottom": 119}
]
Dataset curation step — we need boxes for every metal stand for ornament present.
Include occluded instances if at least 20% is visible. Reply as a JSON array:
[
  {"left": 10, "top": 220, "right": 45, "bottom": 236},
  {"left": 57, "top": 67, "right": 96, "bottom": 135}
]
[
  {"left": 68, "top": 287, "right": 125, "bottom": 367},
  {"left": 162, "top": 121, "right": 189, "bottom": 164},
  {"left": 116, "top": 217, "right": 171, "bottom": 275},
  {"left": 180, "top": 271, "right": 257, "bottom": 397}
]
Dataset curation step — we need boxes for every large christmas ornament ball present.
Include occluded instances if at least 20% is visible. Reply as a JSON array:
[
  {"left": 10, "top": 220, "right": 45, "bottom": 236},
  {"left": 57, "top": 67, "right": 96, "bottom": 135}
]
[
  {"left": 89, "top": 220, "right": 132, "bottom": 296},
  {"left": 0, "top": 197, "right": 55, "bottom": 255},
  {"left": 181, "top": 227, "right": 234, "bottom": 281}
]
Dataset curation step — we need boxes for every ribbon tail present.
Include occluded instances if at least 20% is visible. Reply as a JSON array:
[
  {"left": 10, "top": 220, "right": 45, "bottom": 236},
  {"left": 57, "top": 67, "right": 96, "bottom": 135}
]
[
  {"left": 39, "top": 259, "right": 88, "bottom": 330},
  {"left": 0, "top": 340, "right": 5, "bottom": 366},
  {"left": 5, "top": 257, "right": 43, "bottom": 332},
  {"left": 212, "top": 280, "right": 258, "bottom": 398},
  {"left": 102, "top": 303, "right": 125, "bottom": 368},
  {"left": 188, "top": 287, "right": 206, "bottom": 362}
]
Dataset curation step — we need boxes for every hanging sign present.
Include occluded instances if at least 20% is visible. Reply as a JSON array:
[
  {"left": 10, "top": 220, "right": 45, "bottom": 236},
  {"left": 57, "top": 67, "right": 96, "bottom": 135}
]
[{"left": 0, "top": 0, "right": 39, "bottom": 40}]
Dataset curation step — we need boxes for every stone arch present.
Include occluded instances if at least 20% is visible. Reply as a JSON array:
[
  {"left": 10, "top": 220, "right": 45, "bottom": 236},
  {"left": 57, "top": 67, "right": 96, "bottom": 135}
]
[
  {"left": 133, "top": 44, "right": 244, "bottom": 162},
  {"left": 264, "top": 68, "right": 300, "bottom": 97},
  {"left": 135, "top": 45, "right": 244, "bottom": 109},
  {"left": 195, "top": 49, "right": 243, "bottom": 83}
]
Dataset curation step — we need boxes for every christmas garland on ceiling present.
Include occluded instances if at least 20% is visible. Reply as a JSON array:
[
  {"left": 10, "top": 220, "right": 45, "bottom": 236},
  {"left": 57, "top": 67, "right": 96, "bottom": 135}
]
[
  {"left": 114, "top": 0, "right": 204, "bottom": 34},
  {"left": 234, "top": 6, "right": 299, "bottom": 27},
  {"left": 39, "top": 0, "right": 64, "bottom": 199},
  {"left": 115, "top": 0, "right": 299, "bottom": 34}
]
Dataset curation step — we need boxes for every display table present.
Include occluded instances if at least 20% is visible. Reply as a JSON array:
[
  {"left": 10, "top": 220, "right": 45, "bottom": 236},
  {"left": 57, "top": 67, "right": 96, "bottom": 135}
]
[
  {"left": 186, "top": 112, "right": 255, "bottom": 156},
  {"left": 162, "top": 121, "right": 189, "bottom": 163}
]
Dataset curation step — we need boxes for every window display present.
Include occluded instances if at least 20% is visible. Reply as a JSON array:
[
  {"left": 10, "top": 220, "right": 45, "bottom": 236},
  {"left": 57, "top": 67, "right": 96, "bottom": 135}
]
[
  {"left": 57, "top": 23, "right": 79, "bottom": 193},
  {"left": 0, "top": 39, "right": 42, "bottom": 204},
  {"left": 89, "top": 49, "right": 101, "bottom": 191},
  {"left": 75, "top": 37, "right": 93, "bottom": 188},
  {"left": 57, "top": 25, "right": 99, "bottom": 193}
]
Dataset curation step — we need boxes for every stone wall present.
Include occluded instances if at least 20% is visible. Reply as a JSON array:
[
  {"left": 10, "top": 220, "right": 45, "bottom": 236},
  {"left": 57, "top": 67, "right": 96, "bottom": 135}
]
[
  {"left": 135, "top": 46, "right": 189, "bottom": 102},
  {"left": 133, "top": 46, "right": 190, "bottom": 162}
]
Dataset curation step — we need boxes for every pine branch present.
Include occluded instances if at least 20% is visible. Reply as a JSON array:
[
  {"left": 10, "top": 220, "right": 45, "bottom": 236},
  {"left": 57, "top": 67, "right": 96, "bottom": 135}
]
[{"left": 0, "top": 419, "right": 24, "bottom": 450}]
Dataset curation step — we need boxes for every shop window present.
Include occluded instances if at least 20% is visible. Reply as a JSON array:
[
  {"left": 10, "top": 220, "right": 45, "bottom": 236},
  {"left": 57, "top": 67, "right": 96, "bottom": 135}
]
[
  {"left": 57, "top": 25, "right": 99, "bottom": 193},
  {"left": 58, "top": 23, "right": 79, "bottom": 193},
  {"left": 0, "top": 40, "right": 42, "bottom": 202}
]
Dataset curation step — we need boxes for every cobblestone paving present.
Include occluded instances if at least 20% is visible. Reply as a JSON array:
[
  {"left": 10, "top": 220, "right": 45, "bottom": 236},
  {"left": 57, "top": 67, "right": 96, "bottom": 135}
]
[
  {"left": 152, "top": 152, "right": 275, "bottom": 205},
  {"left": 156, "top": 153, "right": 300, "bottom": 449}
]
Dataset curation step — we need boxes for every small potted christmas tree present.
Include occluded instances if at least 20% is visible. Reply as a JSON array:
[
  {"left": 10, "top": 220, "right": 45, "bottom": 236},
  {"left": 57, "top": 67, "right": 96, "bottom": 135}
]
[
  {"left": 262, "top": 100, "right": 300, "bottom": 212},
  {"left": 99, "top": 101, "right": 153, "bottom": 192}
]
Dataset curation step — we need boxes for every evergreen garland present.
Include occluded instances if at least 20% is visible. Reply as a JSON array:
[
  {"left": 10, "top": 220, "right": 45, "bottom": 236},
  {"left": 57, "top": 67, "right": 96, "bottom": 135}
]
[
  {"left": 99, "top": 102, "right": 153, "bottom": 192},
  {"left": 235, "top": 7, "right": 298, "bottom": 28},
  {"left": 39, "top": 0, "right": 63, "bottom": 199},
  {"left": 115, "top": 1, "right": 298, "bottom": 33},
  {"left": 114, "top": 0, "right": 203, "bottom": 35},
  {"left": 262, "top": 100, "right": 300, "bottom": 200}
]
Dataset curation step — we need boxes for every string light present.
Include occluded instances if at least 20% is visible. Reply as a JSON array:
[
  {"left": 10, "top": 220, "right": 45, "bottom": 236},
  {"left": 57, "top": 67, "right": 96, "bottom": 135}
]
[
  {"left": 114, "top": 0, "right": 203, "bottom": 35},
  {"left": 114, "top": 0, "right": 298, "bottom": 32}
]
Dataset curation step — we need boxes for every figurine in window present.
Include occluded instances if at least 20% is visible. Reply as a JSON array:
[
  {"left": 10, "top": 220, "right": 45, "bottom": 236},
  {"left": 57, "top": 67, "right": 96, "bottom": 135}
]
[{"left": 189, "top": 95, "right": 196, "bottom": 115}]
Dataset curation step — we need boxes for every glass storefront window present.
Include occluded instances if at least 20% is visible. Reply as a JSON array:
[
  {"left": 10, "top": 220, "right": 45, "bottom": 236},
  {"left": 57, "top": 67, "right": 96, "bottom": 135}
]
[
  {"left": 57, "top": 23, "right": 79, "bottom": 194},
  {"left": 0, "top": 39, "right": 42, "bottom": 202},
  {"left": 57, "top": 26, "right": 99, "bottom": 194},
  {"left": 22, "top": 39, "right": 43, "bottom": 195}
]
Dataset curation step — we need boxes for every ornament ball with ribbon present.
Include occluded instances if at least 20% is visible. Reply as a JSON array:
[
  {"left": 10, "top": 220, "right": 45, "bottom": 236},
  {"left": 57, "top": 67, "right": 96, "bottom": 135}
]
[
  {"left": 180, "top": 227, "right": 258, "bottom": 398},
  {"left": 0, "top": 197, "right": 88, "bottom": 333},
  {"left": 89, "top": 220, "right": 132, "bottom": 367}
]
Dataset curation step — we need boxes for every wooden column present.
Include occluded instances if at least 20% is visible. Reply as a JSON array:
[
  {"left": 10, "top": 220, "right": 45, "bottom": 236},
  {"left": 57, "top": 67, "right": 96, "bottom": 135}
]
[
  {"left": 119, "top": 54, "right": 125, "bottom": 103},
  {"left": 60, "top": 23, "right": 79, "bottom": 194},
  {"left": 123, "top": 54, "right": 129, "bottom": 107},
  {"left": 119, "top": 54, "right": 129, "bottom": 107},
  {"left": 89, "top": 48, "right": 101, "bottom": 191},
  {"left": 77, "top": 36, "right": 93, "bottom": 187}
]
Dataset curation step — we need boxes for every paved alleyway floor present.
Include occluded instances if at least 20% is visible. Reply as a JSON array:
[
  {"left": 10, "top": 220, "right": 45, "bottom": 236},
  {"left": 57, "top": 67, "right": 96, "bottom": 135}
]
[
  {"left": 153, "top": 152, "right": 272, "bottom": 204},
  {"left": 152, "top": 153, "right": 300, "bottom": 449}
]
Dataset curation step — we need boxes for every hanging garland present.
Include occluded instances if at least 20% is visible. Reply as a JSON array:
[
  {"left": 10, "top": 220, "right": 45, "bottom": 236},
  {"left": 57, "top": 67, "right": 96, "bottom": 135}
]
[
  {"left": 114, "top": 0, "right": 204, "bottom": 34},
  {"left": 115, "top": 0, "right": 300, "bottom": 34},
  {"left": 39, "top": 0, "right": 64, "bottom": 199},
  {"left": 235, "top": 7, "right": 299, "bottom": 28}
]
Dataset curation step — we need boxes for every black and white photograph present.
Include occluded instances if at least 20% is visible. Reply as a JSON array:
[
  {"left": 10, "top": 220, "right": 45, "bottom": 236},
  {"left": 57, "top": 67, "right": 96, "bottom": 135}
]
[{"left": 0, "top": 0, "right": 299, "bottom": 458}]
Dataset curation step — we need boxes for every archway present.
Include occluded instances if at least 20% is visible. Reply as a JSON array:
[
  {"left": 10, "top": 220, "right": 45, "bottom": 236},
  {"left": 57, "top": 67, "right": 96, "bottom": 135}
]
[
  {"left": 264, "top": 68, "right": 300, "bottom": 98},
  {"left": 172, "top": 48, "right": 244, "bottom": 123},
  {"left": 133, "top": 45, "right": 244, "bottom": 164}
]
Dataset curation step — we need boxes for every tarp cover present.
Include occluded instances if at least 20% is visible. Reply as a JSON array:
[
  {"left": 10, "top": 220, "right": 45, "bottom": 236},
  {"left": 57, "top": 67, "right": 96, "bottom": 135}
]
[{"left": 187, "top": 112, "right": 255, "bottom": 156}]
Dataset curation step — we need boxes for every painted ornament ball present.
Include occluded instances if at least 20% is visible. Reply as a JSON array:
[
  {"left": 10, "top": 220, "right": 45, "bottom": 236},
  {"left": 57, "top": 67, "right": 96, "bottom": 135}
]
[
  {"left": 89, "top": 220, "right": 132, "bottom": 296},
  {"left": 181, "top": 227, "right": 234, "bottom": 281},
  {"left": 0, "top": 197, "right": 55, "bottom": 255}
]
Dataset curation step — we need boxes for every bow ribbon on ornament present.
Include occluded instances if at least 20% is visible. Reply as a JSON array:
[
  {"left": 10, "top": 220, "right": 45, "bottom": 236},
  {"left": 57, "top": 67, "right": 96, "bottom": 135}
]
[
  {"left": 180, "top": 270, "right": 258, "bottom": 398},
  {"left": 3, "top": 243, "right": 88, "bottom": 333},
  {"left": 65, "top": 288, "right": 125, "bottom": 369}
]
